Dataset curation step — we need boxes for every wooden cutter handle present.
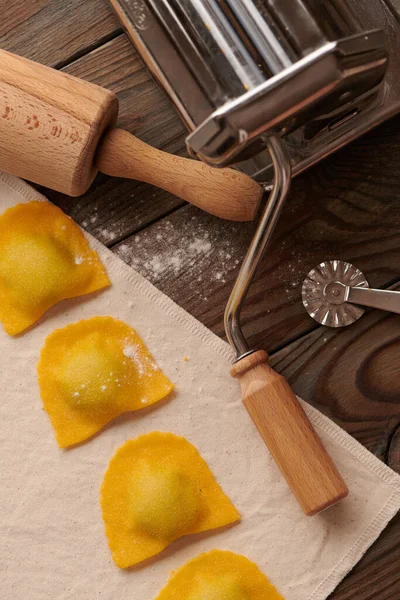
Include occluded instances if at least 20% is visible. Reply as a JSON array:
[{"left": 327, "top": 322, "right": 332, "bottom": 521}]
[
  {"left": 231, "top": 350, "right": 348, "bottom": 515},
  {"left": 96, "top": 128, "right": 263, "bottom": 221}
]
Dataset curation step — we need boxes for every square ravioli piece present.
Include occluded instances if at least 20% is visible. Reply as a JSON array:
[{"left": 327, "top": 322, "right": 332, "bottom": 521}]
[
  {"left": 155, "top": 550, "right": 284, "bottom": 600},
  {"left": 101, "top": 433, "right": 240, "bottom": 568},
  {"left": 0, "top": 201, "right": 110, "bottom": 335},
  {"left": 37, "top": 317, "right": 174, "bottom": 447}
]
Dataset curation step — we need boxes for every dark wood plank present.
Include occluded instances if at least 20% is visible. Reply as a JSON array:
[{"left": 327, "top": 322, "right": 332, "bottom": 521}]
[
  {"left": 112, "top": 114, "right": 400, "bottom": 350},
  {"left": 0, "top": 0, "right": 120, "bottom": 67},
  {"left": 41, "top": 34, "right": 187, "bottom": 244},
  {"left": 270, "top": 305, "right": 400, "bottom": 461},
  {"left": 268, "top": 307, "right": 400, "bottom": 599}
]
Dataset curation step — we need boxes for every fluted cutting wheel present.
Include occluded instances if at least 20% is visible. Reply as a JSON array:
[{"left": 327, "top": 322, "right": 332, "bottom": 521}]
[{"left": 302, "top": 260, "right": 369, "bottom": 328}]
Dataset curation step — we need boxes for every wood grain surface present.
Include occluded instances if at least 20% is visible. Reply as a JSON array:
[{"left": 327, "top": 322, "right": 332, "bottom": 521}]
[
  {"left": 112, "top": 119, "right": 400, "bottom": 351},
  {"left": 270, "top": 306, "right": 400, "bottom": 465},
  {"left": 0, "top": 0, "right": 120, "bottom": 67},
  {"left": 1, "top": 1, "right": 400, "bottom": 598}
]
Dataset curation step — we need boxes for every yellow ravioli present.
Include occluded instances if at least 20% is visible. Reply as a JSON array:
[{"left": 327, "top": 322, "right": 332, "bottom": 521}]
[
  {"left": 101, "top": 433, "right": 240, "bottom": 568},
  {"left": 37, "top": 317, "right": 174, "bottom": 447},
  {"left": 155, "top": 550, "right": 284, "bottom": 600},
  {"left": 0, "top": 201, "right": 109, "bottom": 335}
]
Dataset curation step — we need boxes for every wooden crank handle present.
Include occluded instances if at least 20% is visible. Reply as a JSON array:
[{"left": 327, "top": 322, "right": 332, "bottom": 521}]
[
  {"left": 231, "top": 350, "right": 348, "bottom": 515},
  {"left": 96, "top": 128, "right": 263, "bottom": 221}
]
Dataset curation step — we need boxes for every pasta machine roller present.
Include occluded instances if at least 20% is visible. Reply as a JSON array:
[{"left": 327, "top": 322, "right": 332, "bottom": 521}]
[{"left": 111, "top": 0, "right": 400, "bottom": 514}]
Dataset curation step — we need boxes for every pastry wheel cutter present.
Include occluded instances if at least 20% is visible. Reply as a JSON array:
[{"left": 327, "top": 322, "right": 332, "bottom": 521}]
[{"left": 303, "top": 260, "right": 400, "bottom": 327}]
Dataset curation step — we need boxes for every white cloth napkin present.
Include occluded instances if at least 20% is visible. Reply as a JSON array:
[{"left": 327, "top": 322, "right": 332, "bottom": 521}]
[{"left": 0, "top": 172, "right": 399, "bottom": 600}]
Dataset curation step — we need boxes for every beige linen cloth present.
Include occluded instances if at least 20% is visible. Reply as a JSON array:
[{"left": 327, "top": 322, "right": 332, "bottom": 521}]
[{"left": 0, "top": 171, "right": 400, "bottom": 600}]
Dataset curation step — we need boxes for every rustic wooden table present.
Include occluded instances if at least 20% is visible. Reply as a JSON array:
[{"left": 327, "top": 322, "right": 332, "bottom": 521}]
[{"left": 2, "top": 1, "right": 400, "bottom": 597}]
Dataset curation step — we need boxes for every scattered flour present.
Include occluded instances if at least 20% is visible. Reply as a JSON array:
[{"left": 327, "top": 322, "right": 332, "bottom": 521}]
[
  {"left": 169, "top": 255, "right": 181, "bottom": 269},
  {"left": 148, "top": 256, "right": 163, "bottom": 275},
  {"left": 118, "top": 243, "right": 130, "bottom": 256},
  {"left": 114, "top": 214, "right": 247, "bottom": 304},
  {"left": 75, "top": 256, "right": 84, "bottom": 265},
  {"left": 129, "top": 230, "right": 217, "bottom": 281},
  {"left": 101, "top": 229, "right": 117, "bottom": 242},
  {"left": 123, "top": 345, "right": 138, "bottom": 360},
  {"left": 188, "top": 237, "right": 212, "bottom": 254},
  {"left": 123, "top": 344, "right": 145, "bottom": 376}
]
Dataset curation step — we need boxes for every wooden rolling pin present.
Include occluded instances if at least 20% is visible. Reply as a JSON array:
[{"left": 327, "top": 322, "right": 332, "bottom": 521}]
[{"left": 0, "top": 49, "right": 262, "bottom": 221}]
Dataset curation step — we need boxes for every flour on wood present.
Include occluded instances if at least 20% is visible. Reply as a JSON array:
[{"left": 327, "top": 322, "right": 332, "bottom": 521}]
[
  {"left": 131, "top": 232, "right": 232, "bottom": 283},
  {"left": 101, "top": 228, "right": 117, "bottom": 242}
]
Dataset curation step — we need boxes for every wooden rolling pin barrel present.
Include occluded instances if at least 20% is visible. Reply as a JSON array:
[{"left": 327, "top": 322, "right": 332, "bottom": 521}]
[{"left": 0, "top": 49, "right": 262, "bottom": 221}]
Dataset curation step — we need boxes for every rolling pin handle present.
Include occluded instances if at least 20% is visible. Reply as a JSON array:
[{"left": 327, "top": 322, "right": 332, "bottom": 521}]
[{"left": 96, "top": 128, "right": 263, "bottom": 222}]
